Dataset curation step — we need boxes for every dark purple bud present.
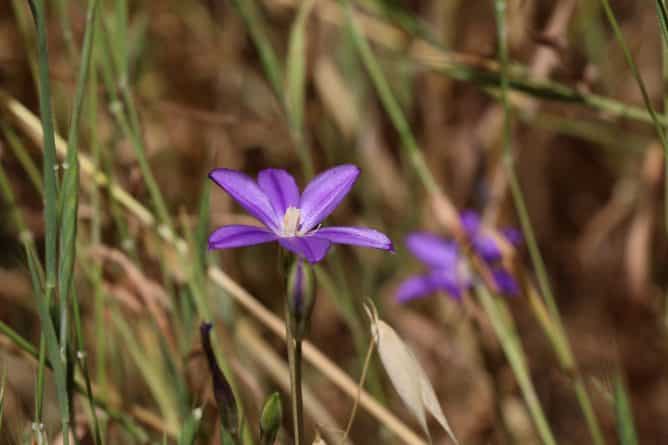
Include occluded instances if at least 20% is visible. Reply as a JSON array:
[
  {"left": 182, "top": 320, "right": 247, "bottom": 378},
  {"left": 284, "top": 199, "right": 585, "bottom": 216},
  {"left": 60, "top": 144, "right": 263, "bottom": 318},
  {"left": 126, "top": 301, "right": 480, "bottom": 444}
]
[
  {"left": 200, "top": 323, "right": 238, "bottom": 436},
  {"left": 286, "top": 260, "right": 316, "bottom": 337}
]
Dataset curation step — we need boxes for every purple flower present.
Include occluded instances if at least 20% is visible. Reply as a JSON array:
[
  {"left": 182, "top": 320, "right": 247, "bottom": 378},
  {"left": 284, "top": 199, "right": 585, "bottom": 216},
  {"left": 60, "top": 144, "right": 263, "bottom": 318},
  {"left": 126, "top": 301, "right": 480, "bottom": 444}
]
[
  {"left": 396, "top": 233, "right": 471, "bottom": 302},
  {"left": 208, "top": 164, "right": 393, "bottom": 263},
  {"left": 396, "top": 212, "right": 523, "bottom": 302},
  {"left": 460, "top": 210, "right": 521, "bottom": 296}
]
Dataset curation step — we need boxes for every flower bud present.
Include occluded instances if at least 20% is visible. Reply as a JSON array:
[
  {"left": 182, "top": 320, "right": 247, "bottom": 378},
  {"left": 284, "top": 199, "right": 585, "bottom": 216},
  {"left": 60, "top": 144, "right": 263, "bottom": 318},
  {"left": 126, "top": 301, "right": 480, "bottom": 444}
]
[
  {"left": 286, "top": 260, "right": 316, "bottom": 337},
  {"left": 259, "top": 392, "right": 282, "bottom": 445},
  {"left": 200, "top": 323, "right": 238, "bottom": 437}
]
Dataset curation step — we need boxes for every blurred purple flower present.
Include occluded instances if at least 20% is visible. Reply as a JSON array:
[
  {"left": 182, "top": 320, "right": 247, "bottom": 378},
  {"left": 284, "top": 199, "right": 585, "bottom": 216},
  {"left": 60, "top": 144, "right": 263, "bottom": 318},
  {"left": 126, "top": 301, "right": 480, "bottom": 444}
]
[
  {"left": 396, "top": 233, "right": 471, "bottom": 302},
  {"left": 397, "top": 212, "right": 522, "bottom": 302},
  {"left": 461, "top": 209, "right": 521, "bottom": 296},
  {"left": 208, "top": 164, "right": 393, "bottom": 263}
]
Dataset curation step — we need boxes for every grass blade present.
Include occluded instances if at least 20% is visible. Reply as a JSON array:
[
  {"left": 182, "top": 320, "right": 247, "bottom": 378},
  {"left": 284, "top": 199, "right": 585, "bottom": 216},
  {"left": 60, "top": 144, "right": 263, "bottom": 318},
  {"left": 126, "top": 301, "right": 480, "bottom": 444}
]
[
  {"left": 600, "top": 0, "right": 668, "bottom": 233},
  {"left": 476, "top": 285, "right": 556, "bottom": 445},
  {"left": 26, "top": 1, "right": 71, "bottom": 441},
  {"left": 229, "top": 0, "right": 283, "bottom": 96},
  {"left": 284, "top": 0, "right": 316, "bottom": 177},
  {"left": 343, "top": 0, "right": 438, "bottom": 195},
  {"left": 491, "top": 2, "right": 606, "bottom": 443},
  {"left": 58, "top": 0, "right": 99, "bottom": 359},
  {"left": 613, "top": 373, "right": 638, "bottom": 445}
]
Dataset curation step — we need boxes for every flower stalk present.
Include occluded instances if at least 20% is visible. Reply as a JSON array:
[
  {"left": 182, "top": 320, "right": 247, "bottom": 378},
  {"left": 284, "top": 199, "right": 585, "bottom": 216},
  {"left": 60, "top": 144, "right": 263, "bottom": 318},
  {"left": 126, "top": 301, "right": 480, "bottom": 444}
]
[{"left": 284, "top": 259, "right": 315, "bottom": 444}]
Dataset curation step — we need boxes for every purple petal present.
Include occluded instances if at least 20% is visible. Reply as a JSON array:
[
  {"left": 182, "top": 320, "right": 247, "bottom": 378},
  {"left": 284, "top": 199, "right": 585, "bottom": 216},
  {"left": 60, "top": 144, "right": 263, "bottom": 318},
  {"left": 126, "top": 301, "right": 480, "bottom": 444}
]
[
  {"left": 208, "top": 225, "right": 277, "bottom": 250},
  {"left": 396, "top": 275, "right": 438, "bottom": 303},
  {"left": 257, "top": 168, "right": 300, "bottom": 219},
  {"left": 312, "top": 226, "right": 393, "bottom": 251},
  {"left": 502, "top": 227, "right": 523, "bottom": 246},
  {"left": 405, "top": 232, "right": 459, "bottom": 269},
  {"left": 491, "top": 268, "right": 520, "bottom": 296},
  {"left": 429, "top": 269, "right": 467, "bottom": 299},
  {"left": 209, "top": 169, "right": 280, "bottom": 231},
  {"left": 279, "top": 237, "right": 332, "bottom": 263},
  {"left": 460, "top": 210, "right": 481, "bottom": 237},
  {"left": 298, "top": 164, "right": 360, "bottom": 232},
  {"left": 472, "top": 233, "right": 502, "bottom": 263}
]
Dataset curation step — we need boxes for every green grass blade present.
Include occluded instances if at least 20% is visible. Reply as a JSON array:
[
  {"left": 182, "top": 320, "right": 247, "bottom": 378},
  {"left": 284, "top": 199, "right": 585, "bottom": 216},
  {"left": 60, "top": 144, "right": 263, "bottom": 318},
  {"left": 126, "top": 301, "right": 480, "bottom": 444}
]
[
  {"left": 613, "top": 373, "right": 638, "bottom": 445},
  {"left": 178, "top": 408, "right": 203, "bottom": 445},
  {"left": 476, "top": 285, "right": 557, "bottom": 445},
  {"left": 26, "top": 1, "right": 71, "bottom": 441},
  {"left": 343, "top": 0, "right": 439, "bottom": 195},
  {"left": 97, "top": 19, "right": 174, "bottom": 230},
  {"left": 27, "top": 0, "right": 59, "bottom": 301},
  {"left": 194, "top": 179, "right": 210, "bottom": 286},
  {"left": 26, "top": 237, "right": 71, "bottom": 444},
  {"left": 58, "top": 0, "right": 99, "bottom": 356},
  {"left": 284, "top": 0, "right": 316, "bottom": 177},
  {"left": 71, "top": 285, "right": 103, "bottom": 445},
  {"left": 229, "top": 0, "right": 283, "bottom": 95},
  {"left": 600, "top": 0, "right": 668, "bottom": 233},
  {"left": 0, "top": 317, "right": 150, "bottom": 442},
  {"left": 656, "top": 0, "right": 668, "bottom": 47},
  {"left": 0, "top": 122, "right": 43, "bottom": 192},
  {"left": 54, "top": 0, "right": 75, "bottom": 58},
  {"left": 492, "top": 2, "right": 605, "bottom": 443}
]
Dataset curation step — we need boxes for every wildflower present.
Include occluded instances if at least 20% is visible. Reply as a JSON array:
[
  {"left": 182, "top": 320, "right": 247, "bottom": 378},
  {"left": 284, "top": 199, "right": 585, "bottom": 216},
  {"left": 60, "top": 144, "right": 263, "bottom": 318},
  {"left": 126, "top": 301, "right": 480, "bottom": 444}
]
[
  {"left": 208, "top": 164, "right": 393, "bottom": 263},
  {"left": 396, "top": 233, "right": 471, "bottom": 302},
  {"left": 397, "top": 212, "right": 522, "bottom": 302}
]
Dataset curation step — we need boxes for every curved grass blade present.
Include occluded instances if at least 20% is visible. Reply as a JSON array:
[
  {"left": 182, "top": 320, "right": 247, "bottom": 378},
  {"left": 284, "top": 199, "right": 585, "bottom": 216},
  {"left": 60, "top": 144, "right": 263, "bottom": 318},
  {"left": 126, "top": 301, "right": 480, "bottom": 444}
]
[{"left": 613, "top": 373, "right": 638, "bottom": 445}]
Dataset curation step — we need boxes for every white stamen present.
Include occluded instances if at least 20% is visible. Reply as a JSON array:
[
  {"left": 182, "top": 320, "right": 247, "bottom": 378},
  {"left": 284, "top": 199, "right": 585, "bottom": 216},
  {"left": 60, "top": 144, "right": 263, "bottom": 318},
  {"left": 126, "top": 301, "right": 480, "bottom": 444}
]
[{"left": 282, "top": 206, "right": 301, "bottom": 237}]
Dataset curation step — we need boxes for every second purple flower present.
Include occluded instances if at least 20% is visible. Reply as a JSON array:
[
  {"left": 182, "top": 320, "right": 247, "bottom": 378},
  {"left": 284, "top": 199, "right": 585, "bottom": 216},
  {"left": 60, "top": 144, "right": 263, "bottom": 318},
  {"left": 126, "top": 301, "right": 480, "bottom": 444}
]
[{"left": 208, "top": 164, "right": 393, "bottom": 263}]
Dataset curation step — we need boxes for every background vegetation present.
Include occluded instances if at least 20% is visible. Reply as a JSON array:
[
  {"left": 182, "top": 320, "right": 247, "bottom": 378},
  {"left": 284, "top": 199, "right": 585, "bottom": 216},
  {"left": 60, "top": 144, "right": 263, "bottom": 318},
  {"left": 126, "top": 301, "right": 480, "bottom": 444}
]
[{"left": 0, "top": 0, "right": 667, "bottom": 443}]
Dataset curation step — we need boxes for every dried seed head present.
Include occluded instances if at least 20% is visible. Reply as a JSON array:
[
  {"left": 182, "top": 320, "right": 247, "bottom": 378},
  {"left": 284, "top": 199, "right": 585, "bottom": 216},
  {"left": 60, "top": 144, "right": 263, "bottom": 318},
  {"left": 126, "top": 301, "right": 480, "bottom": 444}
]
[{"left": 365, "top": 303, "right": 459, "bottom": 444}]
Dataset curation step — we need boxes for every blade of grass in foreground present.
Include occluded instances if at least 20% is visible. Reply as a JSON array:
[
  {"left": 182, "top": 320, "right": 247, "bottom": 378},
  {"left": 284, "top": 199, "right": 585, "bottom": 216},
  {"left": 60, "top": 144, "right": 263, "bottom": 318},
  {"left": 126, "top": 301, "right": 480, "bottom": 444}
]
[
  {"left": 27, "top": 233, "right": 71, "bottom": 445},
  {"left": 492, "top": 1, "right": 606, "bottom": 443},
  {"left": 476, "top": 285, "right": 556, "bottom": 445},
  {"left": 600, "top": 0, "right": 668, "bottom": 233},
  {"left": 0, "top": 318, "right": 151, "bottom": 442},
  {"left": 27, "top": 0, "right": 71, "bottom": 442},
  {"left": 58, "top": 0, "right": 99, "bottom": 363}
]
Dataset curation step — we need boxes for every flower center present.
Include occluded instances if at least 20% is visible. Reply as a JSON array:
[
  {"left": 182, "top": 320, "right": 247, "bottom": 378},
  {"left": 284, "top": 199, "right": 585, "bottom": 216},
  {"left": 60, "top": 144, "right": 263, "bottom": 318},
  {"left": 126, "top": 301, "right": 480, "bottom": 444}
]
[{"left": 282, "top": 206, "right": 302, "bottom": 237}]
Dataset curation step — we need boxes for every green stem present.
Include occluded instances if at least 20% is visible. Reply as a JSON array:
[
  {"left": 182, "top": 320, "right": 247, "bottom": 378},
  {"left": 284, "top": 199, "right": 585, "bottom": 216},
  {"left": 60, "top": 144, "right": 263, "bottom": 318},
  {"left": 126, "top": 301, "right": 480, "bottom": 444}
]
[
  {"left": 492, "top": 1, "right": 605, "bottom": 443},
  {"left": 285, "top": 300, "right": 305, "bottom": 445}
]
